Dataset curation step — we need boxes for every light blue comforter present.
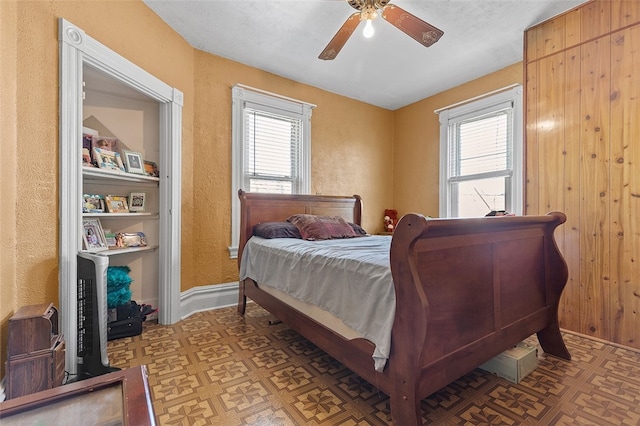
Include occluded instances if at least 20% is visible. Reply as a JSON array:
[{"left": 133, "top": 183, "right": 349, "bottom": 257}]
[{"left": 240, "top": 235, "right": 395, "bottom": 372}]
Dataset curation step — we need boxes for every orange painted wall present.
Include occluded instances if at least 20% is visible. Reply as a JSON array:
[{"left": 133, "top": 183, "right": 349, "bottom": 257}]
[
  {"left": 393, "top": 63, "right": 523, "bottom": 218},
  {"left": 0, "top": 0, "right": 196, "bottom": 373},
  {"left": 1, "top": 0, "right": 19, "bottom": 356},
  {"left": 192, "top": 51, "right": 394, "bottom": 286}
]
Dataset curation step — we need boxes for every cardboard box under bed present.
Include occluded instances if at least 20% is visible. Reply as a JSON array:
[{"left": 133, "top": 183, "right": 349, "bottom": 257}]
[{"left": 479, "top": 342, "right": 538, "bottom": 383}]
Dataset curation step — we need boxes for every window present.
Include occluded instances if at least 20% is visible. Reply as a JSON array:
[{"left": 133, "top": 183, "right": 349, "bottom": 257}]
[
  {"left": 243, "top": 109, "right": 301, "bottom": 193},
  {"left": 229, "top": 84, "right": 315, "bottom": 257},
  {"left": 437, "top": 85, "right": 523, "bottom": 218}
]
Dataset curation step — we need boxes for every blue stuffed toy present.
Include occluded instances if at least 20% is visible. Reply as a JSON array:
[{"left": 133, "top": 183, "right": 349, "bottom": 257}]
[{"left": 107, "top": 266, "right": 133, "bottom": 308}]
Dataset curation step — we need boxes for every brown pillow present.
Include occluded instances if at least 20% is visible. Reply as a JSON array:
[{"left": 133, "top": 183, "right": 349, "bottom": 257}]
[
  {"left": 287, "top": 214, "right": 358, "bottom": 240},
  {"left": 349, "top": 222, "right": 368, "bottom": 236},
  {"left": 253, "top": 222, "right": 302, "bottom": 239}
]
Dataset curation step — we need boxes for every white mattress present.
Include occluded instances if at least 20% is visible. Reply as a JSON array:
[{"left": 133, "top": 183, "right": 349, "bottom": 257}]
[
  {"left": 257, "top": 285, "right": 363, "bottom": 340},
  {"left": 239, "top": 235, "right": 395, "bottom": 372}
]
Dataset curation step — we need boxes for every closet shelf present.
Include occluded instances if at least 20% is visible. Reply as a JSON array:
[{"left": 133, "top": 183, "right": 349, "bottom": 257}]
[
  {"left": 83, "top": 167, "right": 160, "bottom": 185},
  {"left": 80, "top": 245, "right": 158, "bottom": 256},
  {"left": 83, "top": 212, "right": 159, "bottom": 219}
]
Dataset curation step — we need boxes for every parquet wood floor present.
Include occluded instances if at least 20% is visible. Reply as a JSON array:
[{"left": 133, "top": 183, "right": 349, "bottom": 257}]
[{"left": 108, "top": 304, "right": 640, "bottom": 425}]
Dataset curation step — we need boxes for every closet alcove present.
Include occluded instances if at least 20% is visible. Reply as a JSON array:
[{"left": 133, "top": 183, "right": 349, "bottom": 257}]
[{"left": 59, "top": 18, "right": 182, "bottom": 376}]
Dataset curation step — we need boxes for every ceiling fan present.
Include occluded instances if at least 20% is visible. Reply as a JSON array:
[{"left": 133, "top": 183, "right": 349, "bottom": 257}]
[{"left": 319, "top": 0, "right": 444, "bottom": 60}]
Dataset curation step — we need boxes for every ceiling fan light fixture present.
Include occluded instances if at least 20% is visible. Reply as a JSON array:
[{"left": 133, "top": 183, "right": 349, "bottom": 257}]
[
  {"left": 360, "top": 4, "right": 377, "bottom": 38},
  {"left": 363, "top": 19, "right": 374, "bottom": 38},
  {"left": 319, "top": 0, "right": 442, "bottom": 60}
]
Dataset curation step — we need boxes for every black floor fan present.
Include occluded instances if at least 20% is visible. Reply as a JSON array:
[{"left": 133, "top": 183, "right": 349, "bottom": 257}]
[{"left": 76, "top": 252, "right": 120, "bottom": 379}]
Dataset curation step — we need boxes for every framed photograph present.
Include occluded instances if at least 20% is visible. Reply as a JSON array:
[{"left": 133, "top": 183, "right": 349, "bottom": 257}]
[
  {"left": 128, "top": 192, "right": 147, "bottom": 212},
  {"left": 82, "top": 148, "right": 93, "bottom": 167},
  {"left": 143, "top": 160, "right": 159, "bottom": 178},
  {"left": 82, "top": 134, "right": 95, "bottom": 167},
  {"left": 122, "top": 150, "right": 145, "bottom": 175},
  {"left": 105, "top": 195, "right": 129, "bottom": 213},
  {"left": 103, "top": 230, "right": 117, "bottom": 248},
  {"left": 82, "top": 193, "right": 105, "bottom": 213},
  {"left": 82, "top": 218, "right": 108, "bottom": 252},
  {"left": 93, "top": 148, "right": 125, "bottom": 172}
]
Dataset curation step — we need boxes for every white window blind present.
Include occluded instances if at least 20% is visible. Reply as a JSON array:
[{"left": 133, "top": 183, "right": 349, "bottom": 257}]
[
  {"left": 244, "top": 108, "right": 301, "bottom": 193},
  {"left": 449, "top": 105, "right": 512, "bottom": 180}
]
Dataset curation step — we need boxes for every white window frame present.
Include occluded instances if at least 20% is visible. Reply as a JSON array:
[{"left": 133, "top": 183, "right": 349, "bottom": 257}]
[
  {"left": 229, "top": 84, "right": 315, "bottom": 257},
  {"left": 437, "top": 85, "right": 523, "bottom": 218}
]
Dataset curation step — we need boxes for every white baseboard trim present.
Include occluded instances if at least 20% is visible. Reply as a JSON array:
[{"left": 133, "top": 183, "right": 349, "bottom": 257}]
[{"left": 180, "top": 281, "right": 239, "bottom": 320}]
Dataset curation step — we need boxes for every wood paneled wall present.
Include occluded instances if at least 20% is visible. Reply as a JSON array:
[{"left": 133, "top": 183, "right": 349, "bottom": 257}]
[{"left": 525, "top": 0, "right": 640, "bottom": 349}]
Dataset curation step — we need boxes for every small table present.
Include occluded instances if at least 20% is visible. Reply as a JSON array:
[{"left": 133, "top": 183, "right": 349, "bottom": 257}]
[{"left": 0, "top": 365, "right": 155, "bottom": 425}]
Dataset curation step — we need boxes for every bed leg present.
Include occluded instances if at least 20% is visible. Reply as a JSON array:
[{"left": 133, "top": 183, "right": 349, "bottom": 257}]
[
  {"left": 537, "top": 323, "right": 571, "bottom": 360},
  {"left": 390, "top": 390, "right": 423, "bottom": 426},
  {"left": 237, "top": 280, "right": 247, "bottom": 315}
]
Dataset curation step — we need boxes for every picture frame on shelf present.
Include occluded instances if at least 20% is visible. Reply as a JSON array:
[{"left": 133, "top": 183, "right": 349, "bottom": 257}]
[
  {"left": 82, "top": 193, "right": 105, "bottom": 213},
  {"left": 122, "top": 150, "right": 145, "bottom": 175},
  {"left": 82, "top": 148, "right": 93, "bottom": 167},
  {"left": 82, "top": 218, "right": 108, "bottom": 252},
  {"left": 93, "top": 148, "right": 125, "bottom": 172},
  {"left": 105, "top": 195, "right": 129, "bottom": 213},
  {"left": 143, "top": 160, "right": 159, "bottom": 178},
  {"left": 128, "top": 192, "right": 147, "bottom": 212},
  {"left": 103, "top": 229, "right": 117, "bottom": 248},
  {"left": 82, "top": 133, "right": 95, "bottom": 167}
]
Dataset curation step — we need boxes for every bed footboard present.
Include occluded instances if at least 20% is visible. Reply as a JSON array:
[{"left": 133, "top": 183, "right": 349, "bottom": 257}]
[{"left": 388, "top": 212, "right": 571, "bottom": 425}]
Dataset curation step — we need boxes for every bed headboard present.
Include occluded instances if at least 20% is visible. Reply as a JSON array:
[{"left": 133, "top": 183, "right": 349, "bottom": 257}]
[{"left": 237, "top": 190, "right": 362, "bottom": 265}]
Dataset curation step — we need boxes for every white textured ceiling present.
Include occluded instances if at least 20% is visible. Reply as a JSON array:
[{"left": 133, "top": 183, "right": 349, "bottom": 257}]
[{"left": 143, "top": 0, "right": 586, "bottom": 110}]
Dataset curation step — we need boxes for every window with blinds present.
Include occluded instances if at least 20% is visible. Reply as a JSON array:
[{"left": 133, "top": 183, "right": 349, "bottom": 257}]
[
  {"left": 438, "top": 86, "right": 523, "bottom": 218},
  {"left": 229, "top": 84, "right": 314, "bottom": 257},
  {"left": 244, "top": 108, "right": 302, "bottom": 194}
]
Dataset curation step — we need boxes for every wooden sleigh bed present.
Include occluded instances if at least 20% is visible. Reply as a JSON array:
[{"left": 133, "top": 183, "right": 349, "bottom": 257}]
[{"left": 236, "top": 190, "right": 571, "bottom": 425}]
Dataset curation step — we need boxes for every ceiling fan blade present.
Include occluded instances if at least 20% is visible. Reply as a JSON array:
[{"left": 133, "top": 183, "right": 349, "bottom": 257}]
[
  {"left": 382, "top": 4, "right": 443, "bottom": 48},
  {"left": 319, "top": 12, "right": 361, "bottom": 60}
]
